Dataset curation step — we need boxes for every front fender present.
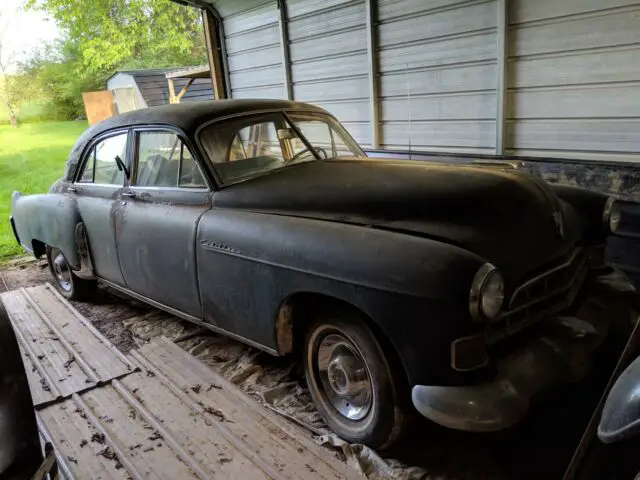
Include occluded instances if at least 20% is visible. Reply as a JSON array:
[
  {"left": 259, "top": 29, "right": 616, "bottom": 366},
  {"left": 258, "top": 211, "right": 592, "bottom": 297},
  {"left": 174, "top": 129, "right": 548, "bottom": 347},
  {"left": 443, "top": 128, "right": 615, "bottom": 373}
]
[
  {"left": 196, "top": 209, "right": 485, "bottom": 385},
  {"left": 551, "top": 184, "right": 608, "bottom": 244},
  {"left": 11, "top": 191, "right": 81, "bottom": 268}
]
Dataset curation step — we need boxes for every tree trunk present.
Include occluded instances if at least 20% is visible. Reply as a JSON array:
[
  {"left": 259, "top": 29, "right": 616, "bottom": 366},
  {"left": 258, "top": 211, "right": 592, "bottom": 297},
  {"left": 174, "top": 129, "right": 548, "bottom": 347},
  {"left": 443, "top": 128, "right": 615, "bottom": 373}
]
[{"left": 9, "top": 114, "right": 17, "bottom": 128}]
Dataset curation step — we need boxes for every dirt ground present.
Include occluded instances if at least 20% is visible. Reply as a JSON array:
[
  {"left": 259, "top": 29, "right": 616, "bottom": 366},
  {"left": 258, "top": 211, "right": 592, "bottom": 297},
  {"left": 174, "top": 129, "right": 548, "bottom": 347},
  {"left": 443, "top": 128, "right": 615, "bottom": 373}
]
[{"left": 0, "top": 257, "right": 630, "bottom": 479}]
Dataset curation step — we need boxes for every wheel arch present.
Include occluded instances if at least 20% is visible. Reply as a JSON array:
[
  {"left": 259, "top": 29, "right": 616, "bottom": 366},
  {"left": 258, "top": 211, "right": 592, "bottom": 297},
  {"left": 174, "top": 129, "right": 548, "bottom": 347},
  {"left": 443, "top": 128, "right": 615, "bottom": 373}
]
[
  {"left": 31, "top": 239, "right": 46, "bottom": 258},
  {"left": 274, "top": 291, "right": 410, "bottom": 388}
]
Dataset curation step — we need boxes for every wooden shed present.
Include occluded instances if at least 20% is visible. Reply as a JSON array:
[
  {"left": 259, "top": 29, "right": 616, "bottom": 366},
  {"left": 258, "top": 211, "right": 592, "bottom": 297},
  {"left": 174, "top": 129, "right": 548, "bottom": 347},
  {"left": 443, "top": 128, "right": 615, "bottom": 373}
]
[{"left": 105, "top": 67, "right": 214, "bottom": 113}]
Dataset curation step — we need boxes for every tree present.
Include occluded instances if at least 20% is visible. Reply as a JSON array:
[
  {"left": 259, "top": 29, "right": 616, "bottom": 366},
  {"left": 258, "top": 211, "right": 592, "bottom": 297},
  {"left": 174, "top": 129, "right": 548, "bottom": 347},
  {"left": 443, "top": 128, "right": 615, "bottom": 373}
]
[
  {"left": 21, "top": 38, "right": 108, "bottom": 120},
  {"left": 26, "top": 0, "right": 206, "bottom": 73},
  {"left": 18, "top": 0, "right": 207, "bottom": 122},
  {"left": 0, "top": 14, "right": 40, "bottom": 126}
]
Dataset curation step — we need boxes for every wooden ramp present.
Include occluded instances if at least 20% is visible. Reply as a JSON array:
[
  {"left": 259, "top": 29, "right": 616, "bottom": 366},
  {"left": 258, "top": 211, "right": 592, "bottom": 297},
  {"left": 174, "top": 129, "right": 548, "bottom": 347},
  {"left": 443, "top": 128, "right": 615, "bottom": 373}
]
[{"left": 1, "top": 284, "right": 359, "bottom": 480}]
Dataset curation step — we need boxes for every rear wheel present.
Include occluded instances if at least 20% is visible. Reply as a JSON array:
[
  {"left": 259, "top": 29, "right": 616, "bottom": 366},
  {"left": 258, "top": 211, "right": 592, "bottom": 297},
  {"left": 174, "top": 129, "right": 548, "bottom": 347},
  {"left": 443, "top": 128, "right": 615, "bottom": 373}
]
[
  {"left": 46, "top": 246, "right": 96, "bottom": 301},
  {"left": 303, "top": 310, "right": 409, "bottom": 449}
]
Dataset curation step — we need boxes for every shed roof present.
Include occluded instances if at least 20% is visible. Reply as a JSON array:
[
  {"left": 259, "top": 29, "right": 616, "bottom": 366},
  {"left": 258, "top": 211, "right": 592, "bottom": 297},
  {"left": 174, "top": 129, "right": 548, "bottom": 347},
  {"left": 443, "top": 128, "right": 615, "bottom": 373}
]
[
  {"left": 107, "top": 67, "right": 214, "bottom": 107},
  {"left": 165, "top": 65, "right": 211, "bottom": 79}
]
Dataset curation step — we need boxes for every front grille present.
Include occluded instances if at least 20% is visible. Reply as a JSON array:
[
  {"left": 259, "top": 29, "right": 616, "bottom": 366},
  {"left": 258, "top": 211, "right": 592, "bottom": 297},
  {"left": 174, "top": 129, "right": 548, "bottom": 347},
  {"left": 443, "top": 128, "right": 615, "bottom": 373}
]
[{"left": 486, "top": 247, "right": 588, "bottom": 343}]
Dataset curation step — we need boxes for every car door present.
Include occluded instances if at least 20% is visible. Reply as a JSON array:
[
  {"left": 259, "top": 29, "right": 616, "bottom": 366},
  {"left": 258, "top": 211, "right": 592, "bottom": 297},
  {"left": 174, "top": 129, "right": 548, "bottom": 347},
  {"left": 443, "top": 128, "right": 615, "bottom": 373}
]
[
  {"left": 72, "top": 130, "right": 129, "bottom": 286},
  {"left": 113, "top": 128, "right": 211, "bottom": 318}
]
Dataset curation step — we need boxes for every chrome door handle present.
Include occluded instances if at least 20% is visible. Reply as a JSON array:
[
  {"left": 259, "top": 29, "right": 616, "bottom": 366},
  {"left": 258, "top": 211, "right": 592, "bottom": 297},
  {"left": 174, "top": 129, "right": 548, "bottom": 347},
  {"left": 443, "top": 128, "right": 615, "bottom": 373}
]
[
  {"left": 67, "top": 186, "right": 77, "bottom": 193},
  {"left": 122, "top": 191, "right": 136, "bottom": 198}
]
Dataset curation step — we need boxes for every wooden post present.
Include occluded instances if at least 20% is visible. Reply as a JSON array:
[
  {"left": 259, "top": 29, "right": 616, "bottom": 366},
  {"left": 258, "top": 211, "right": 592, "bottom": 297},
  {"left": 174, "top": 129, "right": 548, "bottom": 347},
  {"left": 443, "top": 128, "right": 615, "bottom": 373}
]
[
  {"left": 168, "top": 78, "right": 177, "bottom": 104},
  {"left": 175, "top": 78, "right": 195, "bottom": 103},
  {"left": 203, "top": 9, "right": 226, "bottom": 99}
]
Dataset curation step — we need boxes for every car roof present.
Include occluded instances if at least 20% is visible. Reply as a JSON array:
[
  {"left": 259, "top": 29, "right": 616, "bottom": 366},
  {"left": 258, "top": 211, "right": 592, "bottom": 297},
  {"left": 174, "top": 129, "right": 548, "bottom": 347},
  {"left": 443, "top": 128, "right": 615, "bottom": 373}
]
[
  {"left": 92, "top": 99, "right": 328, "bottom": 134},
  {"left": 64, "top": 99, "right": 329, "bottom": 181}
]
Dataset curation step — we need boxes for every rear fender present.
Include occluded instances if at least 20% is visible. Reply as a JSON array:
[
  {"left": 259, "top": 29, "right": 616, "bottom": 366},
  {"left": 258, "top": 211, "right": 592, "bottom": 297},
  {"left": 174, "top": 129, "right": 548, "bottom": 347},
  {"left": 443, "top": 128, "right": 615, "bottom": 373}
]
[{"left": 11, "top": 192, "right": 81, "bottom": 268}]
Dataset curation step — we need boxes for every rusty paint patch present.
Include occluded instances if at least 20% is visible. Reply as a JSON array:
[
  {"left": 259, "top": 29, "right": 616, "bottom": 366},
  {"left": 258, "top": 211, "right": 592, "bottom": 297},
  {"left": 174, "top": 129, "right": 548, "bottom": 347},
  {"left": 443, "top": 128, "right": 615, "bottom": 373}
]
[{"left": 276, "top": 303, "right": 294, "bottom": 355}]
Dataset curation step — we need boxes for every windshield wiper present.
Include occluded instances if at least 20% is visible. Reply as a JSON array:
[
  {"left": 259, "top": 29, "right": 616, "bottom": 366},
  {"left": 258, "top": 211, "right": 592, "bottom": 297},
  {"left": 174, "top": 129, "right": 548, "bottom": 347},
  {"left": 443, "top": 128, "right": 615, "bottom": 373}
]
[{"left": 281, "top": 111, "right": 322, "bottom": 161}]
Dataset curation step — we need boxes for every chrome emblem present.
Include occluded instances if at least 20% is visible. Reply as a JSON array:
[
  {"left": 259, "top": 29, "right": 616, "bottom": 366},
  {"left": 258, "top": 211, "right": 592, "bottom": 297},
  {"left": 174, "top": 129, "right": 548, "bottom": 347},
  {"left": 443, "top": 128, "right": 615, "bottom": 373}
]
[{"left": 553, "top": 211, "right": 564, "bottom": 238}]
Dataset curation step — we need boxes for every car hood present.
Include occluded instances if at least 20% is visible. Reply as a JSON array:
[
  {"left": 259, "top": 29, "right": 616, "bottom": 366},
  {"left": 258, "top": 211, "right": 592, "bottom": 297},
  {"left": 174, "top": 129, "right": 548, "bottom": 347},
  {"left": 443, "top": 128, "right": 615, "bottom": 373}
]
[{"left": 213, "top": 158, "right": 581, "bottom": 282}]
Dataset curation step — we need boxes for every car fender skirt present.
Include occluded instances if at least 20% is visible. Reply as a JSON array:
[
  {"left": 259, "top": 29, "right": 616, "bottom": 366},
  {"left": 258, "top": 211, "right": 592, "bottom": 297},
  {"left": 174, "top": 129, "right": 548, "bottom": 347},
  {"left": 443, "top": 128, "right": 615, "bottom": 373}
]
[{"left": 412, "top": 295, "right": 612, "bottom": 431}]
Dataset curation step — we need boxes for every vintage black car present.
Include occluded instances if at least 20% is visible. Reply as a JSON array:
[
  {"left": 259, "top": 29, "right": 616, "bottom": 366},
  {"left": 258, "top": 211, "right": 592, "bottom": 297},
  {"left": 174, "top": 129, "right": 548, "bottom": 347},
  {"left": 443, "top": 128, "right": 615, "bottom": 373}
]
[{"left": 10, "top": 100, "right": 633, "bottom": 448}]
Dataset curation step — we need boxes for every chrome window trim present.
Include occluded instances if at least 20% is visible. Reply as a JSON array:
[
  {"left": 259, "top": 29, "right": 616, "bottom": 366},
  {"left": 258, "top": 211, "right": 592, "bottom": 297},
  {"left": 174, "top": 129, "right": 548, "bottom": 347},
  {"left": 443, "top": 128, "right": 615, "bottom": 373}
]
[
  {"left": 126, "top": 185, "right": 210, "bottom": 193},
  {"left": 73, "top": 128, "right": 131, "bottom": 186},
  {"left": 132, "top": 126, "right": 212, "bottom": 191}
]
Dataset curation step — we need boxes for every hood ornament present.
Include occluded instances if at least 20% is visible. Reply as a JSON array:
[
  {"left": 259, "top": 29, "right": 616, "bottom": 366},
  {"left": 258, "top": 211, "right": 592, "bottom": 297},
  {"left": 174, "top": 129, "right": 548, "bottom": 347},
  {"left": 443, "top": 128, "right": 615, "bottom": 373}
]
[{"left": 553, "top": 211, "right": 564, "bottom": 238}]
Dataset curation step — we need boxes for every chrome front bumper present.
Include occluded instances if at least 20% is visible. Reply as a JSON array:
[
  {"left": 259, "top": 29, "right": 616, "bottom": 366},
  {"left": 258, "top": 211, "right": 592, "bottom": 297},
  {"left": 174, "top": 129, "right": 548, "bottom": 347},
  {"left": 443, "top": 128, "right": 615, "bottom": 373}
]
[{"left": 412, "top": 272, "right": 637, "bottom": 432}]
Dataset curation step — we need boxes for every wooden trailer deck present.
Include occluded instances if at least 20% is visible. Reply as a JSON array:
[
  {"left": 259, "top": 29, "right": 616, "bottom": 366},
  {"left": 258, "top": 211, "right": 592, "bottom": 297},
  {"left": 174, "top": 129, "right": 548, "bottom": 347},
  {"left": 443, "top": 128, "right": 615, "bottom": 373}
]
[{"left": 1, "top": 284, "right": 359, "bottom": 479}]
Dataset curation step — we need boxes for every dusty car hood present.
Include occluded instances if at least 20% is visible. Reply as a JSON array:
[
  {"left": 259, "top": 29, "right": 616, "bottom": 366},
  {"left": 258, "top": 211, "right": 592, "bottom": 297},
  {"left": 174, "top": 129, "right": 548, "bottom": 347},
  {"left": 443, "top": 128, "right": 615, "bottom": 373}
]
[{"left": 213, "top": 158, "right": 581, "bottom": 281}]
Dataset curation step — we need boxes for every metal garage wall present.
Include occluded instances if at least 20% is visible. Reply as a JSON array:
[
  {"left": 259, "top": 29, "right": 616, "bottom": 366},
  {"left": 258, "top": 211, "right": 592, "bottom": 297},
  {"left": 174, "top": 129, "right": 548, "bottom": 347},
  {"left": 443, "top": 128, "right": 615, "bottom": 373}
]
[
  {"left": 376, "top": 0, "right": 498, "bottom": 153},
  {"left": 507, "top": 0, "right": 640, "bottom": 161},
  {"left": 212, "top": 0, "right": 286, "bottom": 99},
  {"left": 287, "top": 0, "right": 371, "bottom": 146}
]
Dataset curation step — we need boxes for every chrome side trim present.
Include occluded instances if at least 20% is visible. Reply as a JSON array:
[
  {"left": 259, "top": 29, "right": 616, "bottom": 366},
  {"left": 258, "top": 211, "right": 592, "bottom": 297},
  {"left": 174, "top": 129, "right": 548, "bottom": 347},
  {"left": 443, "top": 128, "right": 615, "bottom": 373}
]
[{"left": 99, "top": 279, "right": 279, "bottom": 356}]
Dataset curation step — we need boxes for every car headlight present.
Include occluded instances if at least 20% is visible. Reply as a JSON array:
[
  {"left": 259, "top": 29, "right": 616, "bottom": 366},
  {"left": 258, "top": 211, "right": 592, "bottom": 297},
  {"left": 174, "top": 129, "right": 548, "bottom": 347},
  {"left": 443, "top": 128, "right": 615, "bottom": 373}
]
[
  {"left": 470, "top": 264, "right": 505, "bottom": 322},
  {"left": 603, "top": 196, "right": 623, "bottom": 233},
  {"left": 603, "top": 197, "right": 615, "bottom": 231},
  {"left": 610, "top": 205, "right": 622, "bottom": 234}
]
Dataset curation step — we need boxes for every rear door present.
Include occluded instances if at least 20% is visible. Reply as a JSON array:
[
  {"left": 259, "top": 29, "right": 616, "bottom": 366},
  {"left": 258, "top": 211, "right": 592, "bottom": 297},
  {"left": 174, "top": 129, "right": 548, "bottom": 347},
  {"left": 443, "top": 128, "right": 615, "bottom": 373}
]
[
  {"left": 73, "top": 130, "right": 129, "bottom": 286},
  {"left": 114, "top": 128, "right": 211, "bottom": 318}
]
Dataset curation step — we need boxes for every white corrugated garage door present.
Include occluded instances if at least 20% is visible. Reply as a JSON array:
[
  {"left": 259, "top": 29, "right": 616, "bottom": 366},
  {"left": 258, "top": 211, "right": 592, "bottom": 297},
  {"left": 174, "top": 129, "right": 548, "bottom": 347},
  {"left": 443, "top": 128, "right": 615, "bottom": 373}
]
[
  {"left": 213, "top": 0, "right": 286, "bottom": 99},
  {"left": 507, "top": 0, "right": 640, "bottom": 161},
  {"left": 203, "top": 0, "right": 640, "bottom": 160},
  {"left": 288, "top": 0, "right": 371, "bottom": 146},
  {"left": 377, "top": 0, "right": 498, "bottom": 153}
]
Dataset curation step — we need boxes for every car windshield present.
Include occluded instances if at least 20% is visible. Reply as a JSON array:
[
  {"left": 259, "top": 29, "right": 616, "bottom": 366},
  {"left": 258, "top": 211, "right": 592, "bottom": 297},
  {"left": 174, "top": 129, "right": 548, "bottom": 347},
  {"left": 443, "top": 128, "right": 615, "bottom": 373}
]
[{"left": 199, "top": 111, "right": 365, "bottom": 184}]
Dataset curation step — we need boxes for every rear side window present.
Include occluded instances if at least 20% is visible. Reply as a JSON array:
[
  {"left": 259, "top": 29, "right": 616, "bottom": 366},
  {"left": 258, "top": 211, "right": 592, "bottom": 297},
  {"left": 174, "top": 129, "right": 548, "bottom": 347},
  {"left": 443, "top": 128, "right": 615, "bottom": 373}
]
[
  {"left": 135, "top": 131, "right": 207, "bottom": 188},
  {"left": 77, "top": 133, "right": 128, "bottom": 185}
]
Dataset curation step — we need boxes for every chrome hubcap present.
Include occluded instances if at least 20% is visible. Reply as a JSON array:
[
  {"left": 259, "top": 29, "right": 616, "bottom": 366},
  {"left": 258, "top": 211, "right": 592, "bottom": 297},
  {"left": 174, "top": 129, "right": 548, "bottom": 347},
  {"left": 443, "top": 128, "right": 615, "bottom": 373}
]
[
  {"left": 317, "top": 334, "right": 372, "bottom": 420},
  {"left": 51, "top": 248, "right": 72, "bottom": 292}
]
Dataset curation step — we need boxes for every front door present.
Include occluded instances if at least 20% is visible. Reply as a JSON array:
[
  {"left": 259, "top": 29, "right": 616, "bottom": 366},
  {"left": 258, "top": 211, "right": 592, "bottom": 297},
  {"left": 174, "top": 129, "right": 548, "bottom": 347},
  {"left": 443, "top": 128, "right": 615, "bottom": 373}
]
[
  {"left": 73, "top": 130, "right": 129, "bottom": 286},
  {"left": 114, "top": 129, "right": 211, "bottom": 318}
]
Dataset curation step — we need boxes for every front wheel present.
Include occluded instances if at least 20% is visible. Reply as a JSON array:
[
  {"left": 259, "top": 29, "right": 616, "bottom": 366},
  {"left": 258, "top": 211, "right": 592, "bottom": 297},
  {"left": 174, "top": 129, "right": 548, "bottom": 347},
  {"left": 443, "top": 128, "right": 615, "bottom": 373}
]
[
  {"left": 46, "top": 246, "right": 96, "bottom": 301},
  {"left": 303, "top": 311, "right": 409, "bottom": 449}
]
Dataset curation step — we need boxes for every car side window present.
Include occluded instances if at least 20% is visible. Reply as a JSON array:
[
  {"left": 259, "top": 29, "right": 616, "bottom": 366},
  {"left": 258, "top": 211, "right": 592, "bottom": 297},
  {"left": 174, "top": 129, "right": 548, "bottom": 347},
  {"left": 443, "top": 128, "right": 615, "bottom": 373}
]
[
  {"left": 291, "top": 120, "right": 353, "bottom": 158},
  {"left": 78, "top": 133, "right": 127, "bottom": 185},
  {"left": 135, "top": 131, "right": 207, "bottom": 188}
]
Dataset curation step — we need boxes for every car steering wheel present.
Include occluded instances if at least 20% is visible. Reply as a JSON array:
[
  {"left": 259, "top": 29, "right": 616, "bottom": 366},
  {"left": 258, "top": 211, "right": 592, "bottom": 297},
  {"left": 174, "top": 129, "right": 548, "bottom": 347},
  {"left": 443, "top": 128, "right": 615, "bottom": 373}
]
[{"left": 290, "top": 146, "right": 328, "bottom": 162}]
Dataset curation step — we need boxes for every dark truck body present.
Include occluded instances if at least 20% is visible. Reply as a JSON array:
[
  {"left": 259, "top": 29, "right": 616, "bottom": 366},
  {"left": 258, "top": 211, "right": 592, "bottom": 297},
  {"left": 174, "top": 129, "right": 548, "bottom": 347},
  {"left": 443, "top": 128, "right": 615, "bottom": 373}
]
[{"left": 9, "top": 99, "right": 636, "bottom": 435}]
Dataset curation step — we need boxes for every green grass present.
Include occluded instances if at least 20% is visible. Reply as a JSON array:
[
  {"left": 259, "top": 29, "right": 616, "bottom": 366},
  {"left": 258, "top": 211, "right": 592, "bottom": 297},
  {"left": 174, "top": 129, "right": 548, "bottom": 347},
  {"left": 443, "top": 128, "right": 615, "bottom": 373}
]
[{"left": 0, "top": 121, "right": 88, "bottom": 260}]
